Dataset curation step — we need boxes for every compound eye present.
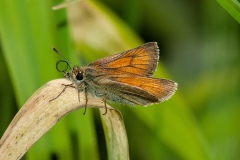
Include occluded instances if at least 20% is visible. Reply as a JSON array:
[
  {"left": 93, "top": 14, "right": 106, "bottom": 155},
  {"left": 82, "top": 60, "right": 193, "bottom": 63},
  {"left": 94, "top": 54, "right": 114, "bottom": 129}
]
[{"left": 76, "top": 72, "right": 83, "bottom": 81}]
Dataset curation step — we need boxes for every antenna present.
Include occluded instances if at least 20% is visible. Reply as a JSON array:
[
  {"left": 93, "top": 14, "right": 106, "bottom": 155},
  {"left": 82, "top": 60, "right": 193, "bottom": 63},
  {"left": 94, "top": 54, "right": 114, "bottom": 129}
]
[
  {"left": 52, "top": 46, "right": 73, "bottom": 65},
  {"left": 52, "top": 46, "right": 74, "bottom": 72}
]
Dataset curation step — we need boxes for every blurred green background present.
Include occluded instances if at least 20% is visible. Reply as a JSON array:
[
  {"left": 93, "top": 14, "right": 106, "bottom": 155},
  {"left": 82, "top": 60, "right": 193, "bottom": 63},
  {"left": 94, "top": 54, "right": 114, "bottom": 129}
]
[{"left": 0, "top": 0, "right": 239, "bottom": 160}]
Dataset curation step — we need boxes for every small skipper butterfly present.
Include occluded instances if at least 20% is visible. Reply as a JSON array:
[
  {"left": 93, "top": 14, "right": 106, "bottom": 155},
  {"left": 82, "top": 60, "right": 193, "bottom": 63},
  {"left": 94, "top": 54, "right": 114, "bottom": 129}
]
[{"left": 51, "top": 42, "right": 177, "bottom": 115}]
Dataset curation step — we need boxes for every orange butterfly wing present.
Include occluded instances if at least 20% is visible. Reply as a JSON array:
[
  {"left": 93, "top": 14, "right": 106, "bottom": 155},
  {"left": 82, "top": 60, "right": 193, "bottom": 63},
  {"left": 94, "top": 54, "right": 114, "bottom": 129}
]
[
  {"left": 85, "top": 42, "right": 177, "bottom": 105},
  {"left": 89, "top": 42, "right": 159, "bottom": 77},
  {"left": 96, "top": 76, "right": 177, "bottom": 105},
  {"left": 111, "top": 76, "right": 177, "bottom": 103}
]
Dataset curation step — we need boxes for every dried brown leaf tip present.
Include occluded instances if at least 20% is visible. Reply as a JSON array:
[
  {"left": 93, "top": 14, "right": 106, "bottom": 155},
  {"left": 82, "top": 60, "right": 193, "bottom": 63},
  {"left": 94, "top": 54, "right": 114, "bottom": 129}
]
[{"left": 0, "top": 79, "right": 113, "bottom": 160}]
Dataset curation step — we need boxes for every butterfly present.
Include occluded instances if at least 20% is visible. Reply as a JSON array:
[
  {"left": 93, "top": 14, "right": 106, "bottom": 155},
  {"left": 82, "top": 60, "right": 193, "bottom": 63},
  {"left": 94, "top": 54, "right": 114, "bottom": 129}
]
[{"left": 51, "top": 42, "right": 177, "bottom": 115}]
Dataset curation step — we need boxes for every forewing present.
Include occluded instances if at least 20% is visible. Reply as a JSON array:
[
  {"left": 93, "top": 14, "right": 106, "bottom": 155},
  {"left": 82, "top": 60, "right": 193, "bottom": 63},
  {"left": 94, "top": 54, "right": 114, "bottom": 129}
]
[{"left": 89, "top": 42, "right": 159, "bottom": 77}]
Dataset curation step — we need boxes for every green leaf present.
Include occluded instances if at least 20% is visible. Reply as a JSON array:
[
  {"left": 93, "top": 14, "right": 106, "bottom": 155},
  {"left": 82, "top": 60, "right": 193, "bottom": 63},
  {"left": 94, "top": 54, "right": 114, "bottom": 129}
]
[{"left": 216, "top": 0, "right": 240, "bottom": 23}]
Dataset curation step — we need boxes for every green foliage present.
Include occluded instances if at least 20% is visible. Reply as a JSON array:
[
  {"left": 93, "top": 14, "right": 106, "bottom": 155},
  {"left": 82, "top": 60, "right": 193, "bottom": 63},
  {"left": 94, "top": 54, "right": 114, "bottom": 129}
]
[
  {"left": 0, "top": 0, "right": 240, "bottom": 160},
  {"left": 216, "top": 0, "right": 240, "bottom": 23}
]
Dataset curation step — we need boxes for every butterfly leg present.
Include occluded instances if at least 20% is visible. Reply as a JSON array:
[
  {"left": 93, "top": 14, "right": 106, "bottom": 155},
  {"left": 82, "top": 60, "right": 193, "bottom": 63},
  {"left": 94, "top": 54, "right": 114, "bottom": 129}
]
[
  {"left": 49, "top": 83, "right": 74, "bottom": 102},
  {"left": 83, "top": 86, "right": 88, "bottom": 115},
  {"left": 102, "top": 96, "right": 107, "bottom": 115},
  {"left": 78, "top": 91, "right": 80, "bottom": 102}
]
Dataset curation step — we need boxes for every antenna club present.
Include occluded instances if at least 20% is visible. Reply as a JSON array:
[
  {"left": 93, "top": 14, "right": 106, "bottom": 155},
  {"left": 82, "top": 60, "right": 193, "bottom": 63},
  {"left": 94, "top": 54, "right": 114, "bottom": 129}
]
[
  {"left": 52, "top": 46, "right": 73, "bottom": 65},
  {"left": 52, "top": 46, "right": 59, "bottom": 53}
]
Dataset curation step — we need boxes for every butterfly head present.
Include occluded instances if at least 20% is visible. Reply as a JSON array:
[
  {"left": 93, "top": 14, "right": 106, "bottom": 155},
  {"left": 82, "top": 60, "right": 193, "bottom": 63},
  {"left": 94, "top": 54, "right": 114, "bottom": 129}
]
[
  {"left": 67, "top": 65, "right": 85, "bottom": 82},
  {"left": 52, "top": 47, "right": 85, "bottom": 83},
  {"left": 56, "top": 60, "right": 85, "bottom": 85}
]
